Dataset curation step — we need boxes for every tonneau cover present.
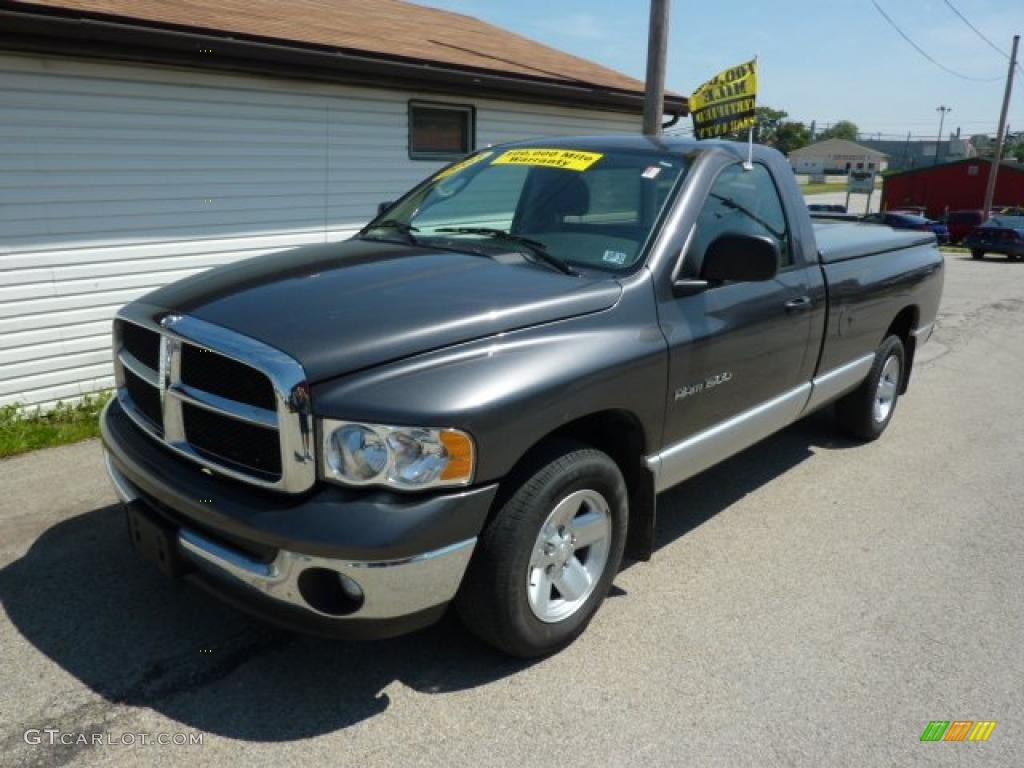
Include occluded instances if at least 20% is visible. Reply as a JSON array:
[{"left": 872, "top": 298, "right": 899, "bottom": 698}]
[{"left": 813, "top": 221, "right": 935, "bottom": 264}]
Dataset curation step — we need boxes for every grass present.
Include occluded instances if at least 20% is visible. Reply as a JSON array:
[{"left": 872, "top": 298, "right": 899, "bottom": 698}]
[
  {"left": 800, "top": 181, "right": 882, "bottom": 196},
  {"left": 800, "top": 182, "right": 847, "bottom": 196},
  {"left": 0, "top": 391, "right": 112, "bottom": 459}
]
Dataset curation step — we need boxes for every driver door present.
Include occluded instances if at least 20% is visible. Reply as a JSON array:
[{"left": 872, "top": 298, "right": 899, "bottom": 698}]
[{"left": 657, "top": 162, "right": 815, "bottom": 456}]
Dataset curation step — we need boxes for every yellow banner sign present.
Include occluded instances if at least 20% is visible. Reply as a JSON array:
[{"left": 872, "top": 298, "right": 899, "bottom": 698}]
[
  {"left": 492, "top": 148, "right": 604, "bottom": 171},
  {"left": 690, "top": 59, "right": 758, "bottom": 140},
  {"left": 434, "top": 151, "right": 493, "bottom": 180}
]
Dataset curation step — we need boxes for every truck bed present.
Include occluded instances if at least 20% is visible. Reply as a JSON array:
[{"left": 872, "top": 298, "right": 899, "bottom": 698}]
[{"left": 813, "top": 220, "right": 935, "bottom": 264}]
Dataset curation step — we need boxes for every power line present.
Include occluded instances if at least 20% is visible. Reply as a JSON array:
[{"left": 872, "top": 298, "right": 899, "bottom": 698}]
[
  {"left": 869, "top": 0, "right": 1003, "bottom": 82},
  {"left": 941, "top": 0, "right": 1007, "bottom": 57},
  {"left": 941, "top": 0, "right": 1024, "bottom": 78}
]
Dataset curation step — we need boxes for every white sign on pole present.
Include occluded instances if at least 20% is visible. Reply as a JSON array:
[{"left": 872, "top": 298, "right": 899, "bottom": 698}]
[{"left": 847, "top": 170, "right": 876, "bottom": 194}]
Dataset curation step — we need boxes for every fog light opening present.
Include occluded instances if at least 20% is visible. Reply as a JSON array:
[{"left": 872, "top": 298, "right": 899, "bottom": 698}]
[{"left": 296, "top": 567, "right": 364, "bottom": 616}]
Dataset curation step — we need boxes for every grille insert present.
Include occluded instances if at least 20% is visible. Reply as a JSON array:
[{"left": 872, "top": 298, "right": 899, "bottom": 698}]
[
  {"left": 181, "top": 343, "right": 277, "bottom": 410},
  {"left": 119, "top": 320, "right": 160, "bottom": 371},
  {"left": 182, "top": 402, "right": 282, "bottom": 478},
  {"left": 123, "top": 367, "right": 162, "bottom": 431}
]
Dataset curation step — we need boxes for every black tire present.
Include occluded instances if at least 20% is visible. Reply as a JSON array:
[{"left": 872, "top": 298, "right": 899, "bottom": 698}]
[
  {"left": 971, "top": 249, "right": 984, "bottom": 259},
  {"left": 836, "top": 335, "right": 906, "bottom": 441},
  {"left": 455, "top": 441, "right": 628, "bottom": 657}
]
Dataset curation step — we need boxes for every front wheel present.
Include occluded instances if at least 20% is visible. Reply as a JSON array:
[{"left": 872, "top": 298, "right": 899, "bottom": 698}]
[
  {"left": 455, "top": 442, "right": 627, "bottom": 657},
  {"left": 971, "top": 249, "right": 984, "bottom": 259},
  {"left": 836, "top": 335, "right": 906, "bottom": 441}
]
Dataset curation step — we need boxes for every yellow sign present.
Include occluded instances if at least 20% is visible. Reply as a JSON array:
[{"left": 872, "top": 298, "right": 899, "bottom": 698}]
[
  {"left": 492, "top": 148, "right": 604, "bottom": 171},
  {"left": 690, "top": 59, "right": 758, "bottom": 140},
  {"left": 434, "top": 151, "right": 493, "bottom": 180}
]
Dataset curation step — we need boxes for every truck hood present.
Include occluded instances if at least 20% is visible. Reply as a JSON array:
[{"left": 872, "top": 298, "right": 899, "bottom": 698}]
[{"left": 140, "top": 239, "right": 622, "bottom": 382}]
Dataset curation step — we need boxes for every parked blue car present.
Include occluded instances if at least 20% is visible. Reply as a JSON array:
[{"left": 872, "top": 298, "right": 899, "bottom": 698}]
[
  {"left": 963, "top": 215, "right": 1024, "bottom": 261},
  {"left": 863, "top": 212, "right": 950, "bottom": 244}
]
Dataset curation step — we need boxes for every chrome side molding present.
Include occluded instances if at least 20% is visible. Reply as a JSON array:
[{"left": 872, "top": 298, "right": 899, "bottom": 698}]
[
  {"left": 646, "top": 353, "right": 876, "bottom": 494},
  {"left": 646, "top": 383, "right": 812, "bottom": 493},
  {"left": 802, "top": 353, "right": 874, "bottom": 414},
  {"left": 911, "top": 321, "right": 935, "bottom": 344}
]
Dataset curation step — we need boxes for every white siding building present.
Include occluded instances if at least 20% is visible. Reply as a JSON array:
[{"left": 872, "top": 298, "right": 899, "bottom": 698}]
[
  {"left": 788, "top": 139, "right": 889, "bottom": 175},
  {"left": 0, "top": 0, "right": 685, "bottom": 409}
]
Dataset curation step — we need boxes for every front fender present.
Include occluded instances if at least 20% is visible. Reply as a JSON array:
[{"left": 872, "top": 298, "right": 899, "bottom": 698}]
[{"left": 310, "top": 276, "right": 667, "bottom": 484}]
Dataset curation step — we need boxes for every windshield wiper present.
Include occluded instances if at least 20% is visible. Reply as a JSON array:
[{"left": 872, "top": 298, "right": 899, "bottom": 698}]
[
  {"left": 710, "top": 194, "right": 787, "bottom": 241},
  {"left": 360, "top": 219, "right": 420, "bottom": 244},
  {"left": 434, "top": 227, "right": 577, "bottom": 276}
]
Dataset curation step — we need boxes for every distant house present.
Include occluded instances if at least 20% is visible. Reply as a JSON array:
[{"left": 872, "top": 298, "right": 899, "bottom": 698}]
[
  {"left": 0, "top": 0, "right": 688, "bottom": 409},
  {"left": 788, "top": 139, "right": 888, "bottom": 175}
]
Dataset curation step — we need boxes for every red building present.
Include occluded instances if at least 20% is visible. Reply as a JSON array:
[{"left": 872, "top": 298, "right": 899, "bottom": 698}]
[{"left": 882, "top": 159, "right": 1024, "bottom": 219}]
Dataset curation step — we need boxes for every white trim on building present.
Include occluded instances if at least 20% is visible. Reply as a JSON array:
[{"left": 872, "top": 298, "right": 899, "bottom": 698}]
[
  {"left": 788, "top": 139, "right": 889, "bottom": 175},
  {"left": 0, "top": 53, "right": 641, "bottom": 408}
]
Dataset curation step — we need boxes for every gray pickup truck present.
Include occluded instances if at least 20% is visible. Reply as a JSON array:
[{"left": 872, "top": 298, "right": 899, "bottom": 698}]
[{"left": 101, "top": 136, "right": 944, "bottom": 657}]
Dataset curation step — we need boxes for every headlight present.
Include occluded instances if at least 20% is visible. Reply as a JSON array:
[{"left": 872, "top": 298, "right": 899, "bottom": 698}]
[{"left": 321, "top": 420, "right": 475, "bottom": 490}]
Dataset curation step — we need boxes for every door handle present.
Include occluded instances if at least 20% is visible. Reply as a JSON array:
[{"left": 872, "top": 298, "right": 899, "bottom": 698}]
[{"left": 784, "top": 296, "right": 813, "bottom": 312}]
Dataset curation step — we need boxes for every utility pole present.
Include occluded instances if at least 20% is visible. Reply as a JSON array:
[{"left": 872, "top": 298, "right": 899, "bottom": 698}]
[
  {"left": 983, "top": 34, "right": 1020, "bottom": 217},
  {"left": 934, "top": 106, "right": 951, "bottom": 165},
  {"left": 642, "top": 0, "right": 671, "bottom": 136}
]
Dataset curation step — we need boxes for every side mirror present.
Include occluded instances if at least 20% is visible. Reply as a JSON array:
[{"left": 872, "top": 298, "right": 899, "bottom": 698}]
[
  {"left": 700, "top": 233, "right": 779, "bottom": 283},
  {"left": 672, "top": 233, "right": 779, "bottom": 296},
  {"left": 377, "top": 201, "right": 394, "bottom": 216}
]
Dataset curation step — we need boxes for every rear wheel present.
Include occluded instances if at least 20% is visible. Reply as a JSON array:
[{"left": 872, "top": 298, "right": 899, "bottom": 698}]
[
  {"left": 836, "top": 335, "right": 905, "bottom": 441},
  {"left": 456, "top": 442, "right": 627, "bottom": 657},
  {"left": 971, "top": 249, "right": 984, "bottom": 259}
]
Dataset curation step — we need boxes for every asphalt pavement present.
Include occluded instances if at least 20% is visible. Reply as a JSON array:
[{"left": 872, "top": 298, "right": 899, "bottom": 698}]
[{"left": 1, "top": 252, "right": 1022, "bottom": 767}]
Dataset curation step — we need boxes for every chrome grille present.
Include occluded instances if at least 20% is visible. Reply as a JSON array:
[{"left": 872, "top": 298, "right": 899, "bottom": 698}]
[{"left": 112, "top": 306, "right": 315, "bottom": 493}]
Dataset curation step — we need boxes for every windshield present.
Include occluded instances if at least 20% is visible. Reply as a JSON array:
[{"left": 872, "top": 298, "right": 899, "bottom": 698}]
[{"left": 362, "top": 147, "right": 689, "bottom": 272}]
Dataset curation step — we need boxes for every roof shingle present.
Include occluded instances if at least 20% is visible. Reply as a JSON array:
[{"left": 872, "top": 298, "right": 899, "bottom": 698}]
[{"left": 10, "top": 0, "right": 654, "bottom": 97}]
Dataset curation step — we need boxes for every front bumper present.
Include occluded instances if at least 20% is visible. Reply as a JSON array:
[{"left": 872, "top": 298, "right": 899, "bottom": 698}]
[{"left": 101, "top": 398, "right": 498, "bottom": 638}]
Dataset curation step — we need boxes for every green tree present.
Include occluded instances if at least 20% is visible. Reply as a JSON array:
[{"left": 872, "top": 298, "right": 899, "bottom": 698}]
[
  {"left": 774, "top": 121, "right": 812, "bottom": 154},
  {"left": 723, "top": 105, "right": 811, "bottom": 154},
  {"left": 819, "top": 120, "right": 859, "bottom": 141}
]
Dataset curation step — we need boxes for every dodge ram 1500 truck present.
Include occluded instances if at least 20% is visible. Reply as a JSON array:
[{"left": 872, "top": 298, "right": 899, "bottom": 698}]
[{"left": 101, "top": 137, "right": 944, "bottom": 657}]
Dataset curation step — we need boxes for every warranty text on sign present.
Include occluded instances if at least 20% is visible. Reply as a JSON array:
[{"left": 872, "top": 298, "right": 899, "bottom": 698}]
[{"left": 493, "top": 148, "right": 604, "bottom": 171}]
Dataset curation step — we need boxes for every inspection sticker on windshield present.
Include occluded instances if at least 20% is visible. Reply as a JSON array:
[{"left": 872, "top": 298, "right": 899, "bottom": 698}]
[
  {"left": 492, "top": 148, "right": 603, "bottom": 171},
  {"left": 434, "top": 151, "right": 493, "bottom": 180},
  {"left": 641, "top": 166, "right": 662, "bottom": 179},
  {"left": 603, "top": 250, "right": 627, "bottom": 265}
]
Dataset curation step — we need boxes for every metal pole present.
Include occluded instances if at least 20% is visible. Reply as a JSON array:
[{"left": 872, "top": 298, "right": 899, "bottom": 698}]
[
  {"left": 983, "top": 35, "right": 1020, "bottom": 218},
  {"left": 642, "top": 0, "right": 671, "bottom": 136},
  {"left": 934, "top": 106, "right": 951, "bottom": 165}
]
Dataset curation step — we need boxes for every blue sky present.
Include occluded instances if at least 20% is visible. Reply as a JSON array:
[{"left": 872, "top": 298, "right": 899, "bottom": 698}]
[{"left": 419, "top": 0, "right": 1023, "bottom": 141}]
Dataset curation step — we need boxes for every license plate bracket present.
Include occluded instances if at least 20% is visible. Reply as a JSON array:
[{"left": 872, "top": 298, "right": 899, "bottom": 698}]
[{"left": 126, "top": 501, "right": 188, "bottom": 578}]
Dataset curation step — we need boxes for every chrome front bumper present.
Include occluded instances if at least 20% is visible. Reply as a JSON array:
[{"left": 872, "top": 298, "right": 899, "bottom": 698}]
[{"left": 104, "top": 452, "right": 475, "bottom": 623}]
